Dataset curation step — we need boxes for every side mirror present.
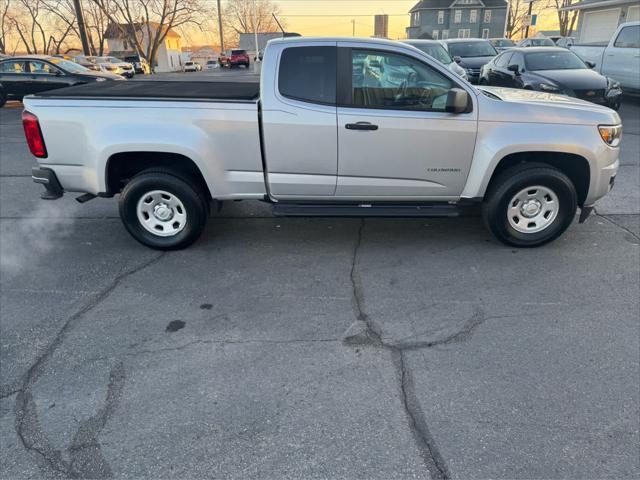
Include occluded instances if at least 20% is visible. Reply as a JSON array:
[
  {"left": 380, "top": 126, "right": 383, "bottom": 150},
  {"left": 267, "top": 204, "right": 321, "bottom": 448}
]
[
  {"left": 585, "top": 61, "right": 596, "bottom": 69},
  {"left": 445, "top": 88, "right": 469, "bottom": 114},
  {"left": 453, "top": 56, "right": 462, "bottom": 64},
  {"left": 507, "top": 64, "right": 520, "bottom": 74}
]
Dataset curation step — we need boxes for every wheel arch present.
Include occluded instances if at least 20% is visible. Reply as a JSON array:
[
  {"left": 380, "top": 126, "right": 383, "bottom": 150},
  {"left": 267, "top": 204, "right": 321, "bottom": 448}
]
[
  {"left": 485, "top": 152, "right": 590, "bottom": 207},
  {"left": 105, "top": 151, "right": 212, "bottom": 200}
]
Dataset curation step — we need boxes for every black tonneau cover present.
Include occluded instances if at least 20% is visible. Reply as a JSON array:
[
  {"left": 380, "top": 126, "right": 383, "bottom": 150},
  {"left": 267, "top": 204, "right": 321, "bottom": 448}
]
[{"left": 34, "top": 80, "right": 260, "bottom": 101}]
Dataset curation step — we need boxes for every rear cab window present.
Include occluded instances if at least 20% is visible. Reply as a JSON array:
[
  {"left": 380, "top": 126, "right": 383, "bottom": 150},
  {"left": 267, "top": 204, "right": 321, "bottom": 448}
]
[
  {"left": 278, "top": 46, "right": 337, "bottom": 105},
  {"left": 613, "top": 25, "right": 640, "bottom": 48}
]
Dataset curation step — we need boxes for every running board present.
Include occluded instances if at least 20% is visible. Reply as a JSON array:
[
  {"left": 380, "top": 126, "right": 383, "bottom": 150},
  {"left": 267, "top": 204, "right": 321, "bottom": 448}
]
[{"left": 272, "top": 203, "right": 460, "bottom": 218}]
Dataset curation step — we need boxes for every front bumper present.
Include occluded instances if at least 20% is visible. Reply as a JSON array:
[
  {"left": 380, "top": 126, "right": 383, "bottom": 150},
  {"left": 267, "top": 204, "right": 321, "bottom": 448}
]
[{"left": 32, "top": 167, "right": 63, "bottom": 200}]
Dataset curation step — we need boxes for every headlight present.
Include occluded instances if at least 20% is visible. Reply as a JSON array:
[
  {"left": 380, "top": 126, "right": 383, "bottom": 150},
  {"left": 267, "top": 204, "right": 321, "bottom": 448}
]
[
  {"left": 607, "top": 78, "right": 620, "bottom": 89},
  {"left": 598, "top": 124, "right": 622, "bottom": 147},
  {"left": 539, "top": 83, "right": 560, "bottom": 92},
  {"left": 95, "top": 77, "right": 107, "bottom": 82}
]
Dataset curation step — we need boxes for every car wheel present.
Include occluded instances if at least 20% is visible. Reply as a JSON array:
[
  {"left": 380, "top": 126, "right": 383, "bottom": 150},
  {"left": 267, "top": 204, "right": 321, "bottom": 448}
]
[
  {"left": 0, "top": 89, "right": 6, "bottom": 108},
  {"left": 482, "top": 164, "right": 578, "bottom": 247},
  {"left": 119, "top": 169, "right": 209, "bottom": 250}
]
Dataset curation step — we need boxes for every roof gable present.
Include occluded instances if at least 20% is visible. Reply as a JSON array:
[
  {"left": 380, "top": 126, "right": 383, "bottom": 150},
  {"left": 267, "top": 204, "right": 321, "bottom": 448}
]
[{"left": 411, "top": 0, "right": 506, "bottom": 10}]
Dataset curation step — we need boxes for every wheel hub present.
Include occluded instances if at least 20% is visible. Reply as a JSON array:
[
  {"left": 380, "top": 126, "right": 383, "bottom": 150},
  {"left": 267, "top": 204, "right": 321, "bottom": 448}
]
[
  {"left": 153, "top": 203, "right": 174, "bottom": 221},
  {"left": 521, "top": 199, "right": 542, "bottom": 218},
  {"left": 507, "top": 185, "right": 560, "bottom": 234}
]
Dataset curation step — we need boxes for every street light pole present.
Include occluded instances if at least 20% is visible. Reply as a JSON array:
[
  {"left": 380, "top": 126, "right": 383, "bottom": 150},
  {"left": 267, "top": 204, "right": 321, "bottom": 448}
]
[
  {"left": 73, "top": 0, "right": 91, "bottom": 55},
  {"left": 253, "top": 0, "right": 260, "bottom": 72},
  {"left": 217, "top": 0, "right": 225, "bottom": 54}
]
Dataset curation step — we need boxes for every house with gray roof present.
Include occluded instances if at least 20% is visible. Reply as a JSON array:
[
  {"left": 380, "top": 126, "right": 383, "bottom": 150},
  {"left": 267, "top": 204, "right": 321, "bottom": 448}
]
[{"left": 406, "top": 0, "right": 508, "bottom": 40}]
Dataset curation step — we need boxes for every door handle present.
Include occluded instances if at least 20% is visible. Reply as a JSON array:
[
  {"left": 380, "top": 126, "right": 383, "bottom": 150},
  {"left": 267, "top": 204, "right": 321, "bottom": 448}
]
[{"left": 345, "top": 122, "right": 378, "bottom": 131}]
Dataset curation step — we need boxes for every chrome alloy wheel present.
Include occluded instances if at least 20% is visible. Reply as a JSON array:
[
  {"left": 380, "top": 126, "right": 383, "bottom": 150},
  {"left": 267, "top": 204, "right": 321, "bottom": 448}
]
[
  {"left": 507, "top": 185, "right": 559, "bottom": 234},
  {"left": 136, "top": 190, "right": 187, "bottom": 237}
]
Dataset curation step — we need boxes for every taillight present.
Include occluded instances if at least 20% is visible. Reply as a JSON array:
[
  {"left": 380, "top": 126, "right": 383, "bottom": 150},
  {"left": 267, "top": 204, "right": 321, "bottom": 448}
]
[{"left": 22, "top": 111, "right": 47, "bottom": 158}]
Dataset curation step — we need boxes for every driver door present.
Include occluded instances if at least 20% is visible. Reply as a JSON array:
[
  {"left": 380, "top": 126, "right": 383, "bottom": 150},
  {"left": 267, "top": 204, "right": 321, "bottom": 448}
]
[{"left": 336, "top": 46, "right": 477, "bottom": 198}]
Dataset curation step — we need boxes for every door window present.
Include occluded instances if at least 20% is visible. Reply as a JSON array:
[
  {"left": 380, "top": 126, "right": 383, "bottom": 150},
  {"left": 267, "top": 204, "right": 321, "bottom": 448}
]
[
  {"left": 613, "top": 25, "right": 640, "bottom": 48},
  {"left": 350, "top": 49, "right": 454, "bottom": 112},
  {"left": 29, "top": 61, "right": 59, "bottom": 75},
  {"left": 0, "top": 61, "right": 26, "bottom": 73},
  {"left": 494, "top": 51, "right": 513, "bottom": 67},
  {"left": 510, "top": 52, "right": 525, "bottom": 71},
  {"left": 278, "top": 46, "right": 337, "bottom": 105}
]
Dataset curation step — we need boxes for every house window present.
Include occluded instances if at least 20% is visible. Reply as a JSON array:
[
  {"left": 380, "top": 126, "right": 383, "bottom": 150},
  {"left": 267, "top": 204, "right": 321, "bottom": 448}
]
[
  {"left": 458, "top": 28, "right": 470, "bottom": 38},
  {"left": 454, "top": 10, "right": 462, "bottom": 23},
  {"left": 438, "top": 10, "right": 445, "bottom": 24},
  {"left": 484, "top": 10, "right": 492, "bottom": 23},
  {"left": 442, "top": 29, "right": 449, "bottom": 39},
  {"left": 432, "top": 29, "right": 439, "bottom": 39},
  {"left": 482, "top": 28, "right": 490, "bottom": 38},
  {"left": 470, "top": 10, "right": 477, "bottom": 23},
  {"left": 412, "top": 12, "right": 421, "bottom": 26}
]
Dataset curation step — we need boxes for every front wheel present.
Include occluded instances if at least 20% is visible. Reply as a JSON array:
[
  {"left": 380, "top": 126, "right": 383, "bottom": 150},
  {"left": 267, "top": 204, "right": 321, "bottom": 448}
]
[
  {"left": 482, "top": 164, "right": 578, "bottom": 247},
  {"left": 118, "top": 170, "right": 209, "bottom": 250}
]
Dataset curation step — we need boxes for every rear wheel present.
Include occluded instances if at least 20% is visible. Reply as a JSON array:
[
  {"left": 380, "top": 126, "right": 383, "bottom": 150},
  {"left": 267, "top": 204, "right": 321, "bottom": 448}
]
[
  {"left": 118, "top": 170, "right": 209, "bottom": 250},
  {"left": 0, "top": 88, "right": 6, "bottom": 108},
  {"left": 482, "top": 164, "right": 578, "bottom": 247}
]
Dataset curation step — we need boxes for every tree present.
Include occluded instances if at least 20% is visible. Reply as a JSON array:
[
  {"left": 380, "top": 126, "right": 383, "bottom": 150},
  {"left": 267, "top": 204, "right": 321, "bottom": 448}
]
[
  {"left": 0, "top": 0, "right": 11, "bottom": 54},
  {"left": 10, "top": 0, "right": 76, "bottom": 54},
  {"left": 219, "top": 0, "right": 284, "bottom": 45},
  {"left": 548, "top": 0, "right": 579, "bottom": 36},
  {"left": 89, "top": 0, "right": 206, "bottom": 69}
]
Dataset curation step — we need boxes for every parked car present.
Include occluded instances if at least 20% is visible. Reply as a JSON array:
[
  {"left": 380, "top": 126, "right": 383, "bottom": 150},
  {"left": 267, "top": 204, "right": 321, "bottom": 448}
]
[
  {"left": 23, "top": 37, "right": 620, "bottom": 250},
  {"left": 402, "top": 39, "right": 468, "bottom": 80},
  {"left": 183, "top": 61, "right": 198, "bottom": 72},
  {"left": 441, "top": 38, "right": 498, "bottom": 83},
  {"left": 554, "top": 37, "right": 576, "bottom": 48},
  {"left": 204, "top": 60, "right": 218, "bottom": 71},
  {"left": 490, "top": 38, "right": 516, "bottom": 52},
  {"left": 220, "top": 49, "right": 250, "bottom": 68},
  {"left": 0, "top": 55, "right": 122, "bottom": 106},
  {"left": 123, "top": 55, "right": 151, "bottom": 75},
  {"left": 479, "top": 47, "right": 623, "bottom": 109},
  {"left": 73, "top": 55, "right": 101, "bottom": 72},
  {"left": 96, "top": 56, "right": 135, "bottom": 78},
  {"left": 517, "top": 38, "right": 556, "bottom": 47},
  {"left": 571, "top": 21, "right": 640, "bottom": 94}
]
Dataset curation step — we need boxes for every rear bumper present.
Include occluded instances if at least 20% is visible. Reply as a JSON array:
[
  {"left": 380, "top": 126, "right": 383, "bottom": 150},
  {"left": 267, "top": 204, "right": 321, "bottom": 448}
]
[{"left": 32, "top": 167, "right": 63, "bottom": 199}]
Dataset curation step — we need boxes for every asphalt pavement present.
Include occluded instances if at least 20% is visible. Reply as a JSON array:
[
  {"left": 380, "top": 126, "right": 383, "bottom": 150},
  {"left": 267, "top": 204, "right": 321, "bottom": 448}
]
[{"left": 0, "top": 74, "right": 638, "bottom": 479}]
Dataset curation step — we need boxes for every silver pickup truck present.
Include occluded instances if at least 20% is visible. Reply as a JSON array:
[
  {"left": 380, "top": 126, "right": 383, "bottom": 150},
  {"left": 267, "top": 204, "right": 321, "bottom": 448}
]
[{"left": 23, "top": 37, "right": 621, "bottom": 250}]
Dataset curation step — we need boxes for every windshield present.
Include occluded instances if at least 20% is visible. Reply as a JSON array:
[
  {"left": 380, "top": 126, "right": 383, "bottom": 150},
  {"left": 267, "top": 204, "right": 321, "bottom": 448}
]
[
  {"left": 492, "top": 39, "right": 515, "bottom": 47},
  {"left": 206, "top": 60, "right": 215, "bottom": 64},
  {"left": 525, "top": 50, "right": 586, "bottom": 70},
  {"left": 98, "top": 57, "right": 121, "bottom": 63},
  {"left": 49, "top": 58, "right": 91, "bottom": 73},
  {"left": 410, "top": 43, "right": 453, "bottom": 64},
  {"left": 530, "top": 38, "right": 555, "bottom": 46},
  {"left": 124, "top": 56, "right": 139, "bottom": 62},
  {"left": 231, "top": 50, "right": 246, "bottom": 55},
  {"left": 447, "top": 41, "right": 497, "bottom": 58}
]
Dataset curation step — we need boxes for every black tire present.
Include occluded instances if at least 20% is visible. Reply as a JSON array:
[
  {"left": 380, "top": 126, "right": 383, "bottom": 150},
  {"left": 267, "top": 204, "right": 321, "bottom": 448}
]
[
  {"left": 482, "top": 164, "right": 578, "bottom": 247},
  {"left": 118, "top": 169, "right": 209, "bottom": 250},
  {"left": 0, "top": 88, "right": 6, "bottom": 108}
]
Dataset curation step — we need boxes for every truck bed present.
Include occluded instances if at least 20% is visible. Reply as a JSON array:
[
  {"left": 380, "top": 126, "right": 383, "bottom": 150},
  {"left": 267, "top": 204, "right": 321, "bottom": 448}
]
[{"left": 33, "top": 80, "right": 261, "bottom": 102}]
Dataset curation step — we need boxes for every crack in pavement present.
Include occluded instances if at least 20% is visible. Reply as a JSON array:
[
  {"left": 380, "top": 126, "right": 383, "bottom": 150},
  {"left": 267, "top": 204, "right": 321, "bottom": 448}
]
[
  {"left": 10, "top": 252, "right": 165, "bottom": 478},
  {"left": 343, "top": 218, "right": 498, "bottom": 480},
  {"left": 594, "top": 211, "right": 640, "bottom": 242}
]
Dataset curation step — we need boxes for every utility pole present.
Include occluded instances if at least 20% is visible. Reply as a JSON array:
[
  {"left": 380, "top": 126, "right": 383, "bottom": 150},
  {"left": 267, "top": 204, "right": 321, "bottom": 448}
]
[
  {"left": 524, "top": 0, "right": 534, "bottom": 38},
  {"left": 73, "top": 0, "right": 91, "bottom": 55},
  {"left": 352, "top": 19, "right": 356, "bottom": 37},
  {"left": 217, "top": 0, "right": 225, "bottom": 53},
  {"left": 253, "top": 0, "right": 260, "bottom": 72}
]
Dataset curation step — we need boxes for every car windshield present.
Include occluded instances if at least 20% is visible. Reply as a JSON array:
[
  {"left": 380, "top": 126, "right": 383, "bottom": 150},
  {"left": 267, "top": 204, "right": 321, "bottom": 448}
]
[
  {"left": 525, "top": 51, "right": 587, "bottom": 70},
  {"left": 410, "top": 43, "right": 453, "bottom": 64},
  {"left": 98, "top": 57, "right": 121, "bottom": 63},
  {"left": 492, "top": 39, "right": 515, "bottom": 47},
  {"left": 447, "top": 41, "right": 497, "bottom": 58},
  {"left": 124, "top": 56, "right": 138, "bottom": 62},
  {"left": 530, "top": 38, "right": 555, "bottom": 46},
  {"left": 231, "top": 50, "right": 246, "bottom": 55},
  {"left": 49, "top": 58, "right": 90, "bottom": 73}
]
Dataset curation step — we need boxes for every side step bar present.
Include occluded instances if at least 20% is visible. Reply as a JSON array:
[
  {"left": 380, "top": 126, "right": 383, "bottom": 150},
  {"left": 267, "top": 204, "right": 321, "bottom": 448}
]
[{"left": 273, "top": 203, "right": 460, "bottom": 218}]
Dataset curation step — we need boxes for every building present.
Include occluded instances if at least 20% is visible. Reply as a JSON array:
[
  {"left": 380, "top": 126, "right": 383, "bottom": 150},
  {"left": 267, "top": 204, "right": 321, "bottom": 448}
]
[
  {"left": 406, "top": 0, "right": 508, "bottom": 40},
  {"left": 561, "top": 0, "right": 639, "bottom": 43},
  {"left": 105, "top": 22, "right": 183, "bottom": 72},
  {"left": 374, "top": 14, "right": 389, "bottom": 38}
]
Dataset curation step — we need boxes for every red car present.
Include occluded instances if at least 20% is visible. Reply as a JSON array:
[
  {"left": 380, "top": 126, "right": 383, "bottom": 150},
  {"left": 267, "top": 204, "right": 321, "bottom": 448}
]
[{"left": 219, "top": 49, "right": 250, "bottom": 68}]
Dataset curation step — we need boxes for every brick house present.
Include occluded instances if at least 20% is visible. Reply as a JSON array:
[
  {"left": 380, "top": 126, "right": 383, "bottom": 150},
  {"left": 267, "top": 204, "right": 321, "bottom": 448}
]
[{"left": 406, "top": 0, "right": 509, "bottom": 40}]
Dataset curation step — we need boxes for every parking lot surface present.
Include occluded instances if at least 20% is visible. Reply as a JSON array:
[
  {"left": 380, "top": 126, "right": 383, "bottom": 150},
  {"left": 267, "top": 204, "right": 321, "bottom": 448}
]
[{"left": 1, "top": 72, "right": 639, "bottom": 479}]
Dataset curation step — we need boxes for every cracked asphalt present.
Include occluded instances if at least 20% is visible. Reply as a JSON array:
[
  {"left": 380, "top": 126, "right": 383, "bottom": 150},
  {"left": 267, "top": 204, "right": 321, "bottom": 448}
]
[{"left": 1, "top": 87, "right": 639, "bottom": 479}]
